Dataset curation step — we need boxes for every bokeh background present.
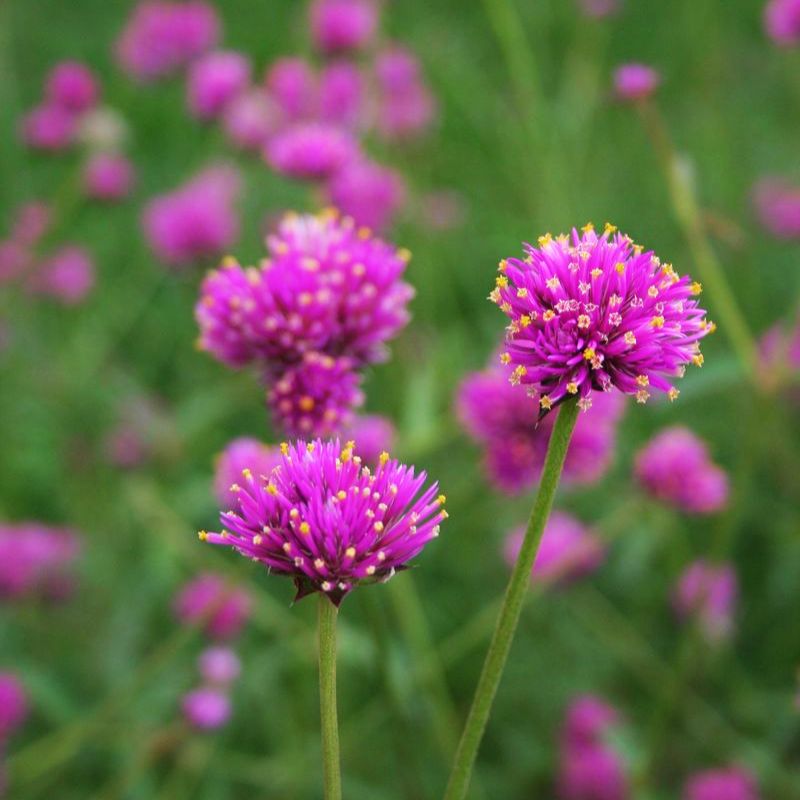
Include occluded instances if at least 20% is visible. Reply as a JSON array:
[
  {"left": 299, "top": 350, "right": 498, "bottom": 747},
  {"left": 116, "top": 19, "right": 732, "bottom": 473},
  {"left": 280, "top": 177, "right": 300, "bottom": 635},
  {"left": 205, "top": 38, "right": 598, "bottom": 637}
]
[{"left": 1, "top": 0, "right": 799, "bottom": 798}]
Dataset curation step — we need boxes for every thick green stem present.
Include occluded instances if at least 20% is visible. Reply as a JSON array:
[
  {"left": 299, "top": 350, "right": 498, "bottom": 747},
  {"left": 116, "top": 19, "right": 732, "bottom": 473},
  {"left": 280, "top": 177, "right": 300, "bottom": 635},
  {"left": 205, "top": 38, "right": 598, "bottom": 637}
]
[
  {"left": 443, "top": 398, "right": 580, "bottom": 800},
  {"left": 318, "top": 596, "right": 342, "bottom": 800}
]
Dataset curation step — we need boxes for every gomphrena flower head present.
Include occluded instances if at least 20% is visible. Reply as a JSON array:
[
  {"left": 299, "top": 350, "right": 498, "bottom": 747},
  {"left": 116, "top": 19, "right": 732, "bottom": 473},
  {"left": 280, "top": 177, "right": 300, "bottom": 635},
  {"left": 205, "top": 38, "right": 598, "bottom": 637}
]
[
  {"left": 319, "top": 61, "right": 365, "bottom": 128},
  {"left": 264, "top": 57, "right": 318, "bottom": 122},
  {"left": 683, "top": 766, "right": 760, "bottom": 800},
  {"left": 181, "top": 687, "right": 231, "bottom": 730},
  {"left": 562, "top": 695, "right": 620, "bottom": 749},
  {"left": 673, "top": 560, "right": 737, "bottom": 642},
  {"left": 491, "top": 224, "right": 712, "bottom": 415},
  {"left": 84, "top": 153, "right": 135, "bottom": 202},
  {"left": 222, "top": 90, "right": 279, "bottom": 152},
  {"left": 200, "top": 438, "right": 447, "bottom": 605},
  {"left": 187, "top": 50, "right": 251, "bottom": 120},
  {"left": 115, "top": 0, "right": 220, "bottom": 82},
  {"left": 196, "top": 209, "right": 414, "bottom": 369},
  {"left": 45, "top": 61, "right": 99, "bottom": 113},
  {"left": 20, "top": 104, "right": 77, "bottom": 152},
  {"left": 267, "top": 352, "right": 364, "bottom": 437},
  {"left": 173, "top": 573, "right": 252, "bottom": 640},
  {"left": 764, "top": 0, "right": 800, "bottom": 46},
  {"left": 0, "top": 672, "right": 28, "bottom": 740},
  {"left": 214, "top": 437, "right": 282, "bottom": 508},
  {"left": 634, "top": 426, "right": 728, "bottom": 515},
  {"left": 198, "top": 646, "right": 241, "bottom": 686},
  {"left": 310, "top": 0, "right": 379, "bottom": 55},
  {"left": 753, "top": 178, "right": 800, "bottom": 240},
  {"left": 458, "top": 356, "right": 624, "bottom": 494},
  {"left": 265, "top": 122, "right": 359, "bottom": 181},
  {"left": 613, "top": 63, "right": 661, "bottom": 101},
  {"left": 28, "top": 245, "right": 95, "bottom": 305},
  {"left": 503, "top": 512, "right": 605, "bottom": 587}
]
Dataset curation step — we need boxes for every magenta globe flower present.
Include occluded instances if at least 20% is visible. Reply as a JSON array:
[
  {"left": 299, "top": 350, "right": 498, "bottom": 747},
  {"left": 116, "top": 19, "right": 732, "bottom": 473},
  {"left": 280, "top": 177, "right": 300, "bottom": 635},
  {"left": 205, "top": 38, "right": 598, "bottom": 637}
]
[
  {"left": 758, "top": 318, "right": 800, "bottom": 388},
  {"left": 491, "top": 224, "right": 711, "bottom": 414},
  {"left": 327, "top": 159, "right": 406, "bottom": 232},
  {"left": 45, "top": 61, "right": 98, "bottom": 112},
  {"left": 264, "top": 57, "right": 318, "bottom": 122},
  {"left": 182, "top": 687, "right": 231, "bottom": 730},
  {"left": 222, "top": 90, "right": 279, "bottom": 151},
  {"left": 673, "top": 560, "right": 738, "bottom": 642},
  {"left": 374, "top": 45, "right": 436, "bottom": 140},
  {"left": 458, "top": 356, "right": 624, "bottom": 493},
  {"left": 173, "top": 573, "right": 252, "bottom": 640},
  {"left": 200, "top": 439, "right": 446, "bottom": 605},
  {"left": 765, "top": 0, "right": 800, "bottom": 46},
  {"left": 504, "top": 512, "right": 605, "bottom": 587},
  {"left": 310, "top": 0, "right": 378, "bottom": 54},
  {"left": 634, "top": 426, "right": 729, "bottom": 514},
  {"left": 187, "top": 50, "right": 251, "bottom": 120},
  {"left": 20, "top": 104, "right": 77, "bottom": 151},
  {"left": 562, "top": 695, "right": 620, "bottom": 749},
  {"left": 266, "top": 122, "right": 359, "bottom": 181},
  {"left": 29, "top": 246, "right": 95, "bottom": 305},
  {"left": 753, "top": 178, "right": 800, "bottom": 240},
  {"left": 613, "top": 63, "right": 661, "bottom": 101},
  {"left": 0, "top": 672, "right": 28, "bottom": 740},
  {"left": 196, "top": 209, "right": 414, "bottom": 369},
  {"left": 214, "top": 437, "right": 282, "bottom": 508},
  {"left": 319, "top": 61, "right": 365, "bottom": 128},
  {"left": 683, "top": 766, "right": 760, "bottom": 800},
  {"left": 84, "top": 153, "right": 135, "bottom": 202},
  {"left": 10, "top": 202, "right": 51, "bottom": 246},
  {"left": 198, "top": 647, "right": 241, "bottom": 686}
]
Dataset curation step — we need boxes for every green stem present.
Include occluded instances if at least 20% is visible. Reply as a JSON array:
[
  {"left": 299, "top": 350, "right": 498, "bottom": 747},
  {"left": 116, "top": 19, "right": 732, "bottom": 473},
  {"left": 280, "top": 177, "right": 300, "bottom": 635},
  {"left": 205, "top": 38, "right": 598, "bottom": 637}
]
[
  {"left": 318, "top": 595, "right": 342, "bottom": 800},
  {"left": 443, "top": 398, "right": 580, "bottom": 800}
]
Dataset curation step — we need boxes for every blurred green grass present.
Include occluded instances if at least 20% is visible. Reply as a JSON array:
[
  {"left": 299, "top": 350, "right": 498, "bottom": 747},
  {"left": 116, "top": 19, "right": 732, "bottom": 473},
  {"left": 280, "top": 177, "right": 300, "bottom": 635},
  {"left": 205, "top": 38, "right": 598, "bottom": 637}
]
[{"left": 1, "top": 1, "right": 800, "bottom": 798}]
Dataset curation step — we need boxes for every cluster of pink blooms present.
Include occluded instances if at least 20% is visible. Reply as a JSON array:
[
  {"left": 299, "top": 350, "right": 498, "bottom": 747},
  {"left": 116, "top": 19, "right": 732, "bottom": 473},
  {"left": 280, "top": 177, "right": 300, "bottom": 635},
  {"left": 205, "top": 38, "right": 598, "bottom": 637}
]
[
  {"left": 0, "top": 672, "right": 29, "bottom": 795},
  {"left": 0, "top": 523, "right": 81, "bottom": 602},
  {"left": 504, "top": 512, "right": 605, "bottom": 588},
  {"left": 683, "top": 765, "right": 760, "bottom": 800},
  {"left": 753, "top": 178, "right": 800, "bottom": 240},
  {"left": 634, "top": 427, "right": 729, "bottom": 515},
  {"left": 201, "top": 438, "right": 447, "bottom": 606},
  {"left": 173, "top": 574, "right": 253, "bottom": 731},
  {"left": 0, "top": 202, "right": 95, "bottom": 307},
  {"left": 673, "top": 560, "right": 738, "bottom": 643},
  {"left": 143, "top": 165, "right": 241, "bottom": 267},
  {"left": 764, "top": 0, "right": 800, "bottom": 46},
  {"left": 458, "top": 351, "right": 625, "bottom": 493},
  {"left": 557, "top": 695, "right": 629, "bottom": 800},
  {"left": 491, "top": 225, "right": 711, "bottom": 415},
  {"left": 196, "top": 209, "right": 413, "bottom": 436},
  {"left": 613, "top": 63, "right": 661, "bottom": 102}
]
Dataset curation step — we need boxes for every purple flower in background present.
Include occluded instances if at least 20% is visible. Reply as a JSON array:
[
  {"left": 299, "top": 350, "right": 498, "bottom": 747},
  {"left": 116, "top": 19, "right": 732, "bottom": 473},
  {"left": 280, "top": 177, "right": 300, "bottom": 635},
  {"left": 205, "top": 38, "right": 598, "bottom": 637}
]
[
  {"left": 200, "top": 439, "right": 447, "bottom": 605},
  {"left": 613, "top": 63, "right": 661, "bottom": 102},
  {"left": 319, "top": 61, "right": 365, "bottom": 128},
  {"left": 266, "top": 122, "right": 359, "bottom": 181},
  {"left": 116, "top": 0, "right": 220, "bottom": 81},
  {"left": 327, "top": 160, "right": 406, "bottom": 232},
  {"left": 562, "top": 695, "right": 620, "bottom": 749},
  {"left": 198, "top": 647, "right": 241, "bottom": 685},
  {"left": 673, "top": 560, "right": 738, "bottom": 642},
  {"left": 374, "top": 45, "right": 436, "bottom": 140},
  {"left": 21, "top": 104, "right": 77, "bottom": 151},
  {"left": 753, "top": 178, "right": 800, "bottom": 240},
  {"left": 764, "top": 0, "right": 800, "bottom": 46},
  {"left": 492, "top": 225, "right": 711, "bottom": 414},
  {"left": 143, "top": 165, "right": 240, "bottom": 267},
  {"left": 579, "top": 0, "right": 621, "bottom": 18},
  {"left": 0, "top": 673, "right": 28, "bottom": 740},
  {"left": 0, "top": 523, "right": 81, "bottom": 601},
  {"left": 214, "top": 437, "right": 282, "bottom": 508},
  {"left": 84, "top": 153, "right": 135, "bottom": 201},
  {"left": 758, "top": 318, "right": 800, "bottom": 387},
  {"left": 264, "top": 57, "right": 318, "bottom": 122},
  {"left": 196, "top": 209, "right": 414, "bottom": 369},
  {"left": 45, "top": 61, "right": 99, "bottom": 113},
  {"left": 504, "top": 512, "right": 605, "bottom": 587},
  {"left": 182, "top": 687, "right": 231, "bottom": 730},
  {"left": 683, "top": 766, "right": 760, "bottom": 800},
  {"left": 341, "top": 414, "right": 397, "bottom": 466},
  {"left": 634, "top": 426, "right": 729, "bottom": 514},
  {"left": 222, "top": 90, "right": 279, "bottom": 151},
  {"left": 458, "top": 356, "right": 624, "bottom": 493},
  {"left": 187, "top": 50, "right": 251, "bottom": 120},
  {"left": 29, "top": 246, "right": 95, "bottom": 305},
  {"left": 11, "top": 202, "right": 51, "bottom": 246},
  {"left": 267, "top": 352, "right": 364, "bottom": 437},
  {"left": 310, "top": 0, "right": 378, "bottom": 54},
  {"left": 174, "top": 573, "right": 252, "bottom": 640}
]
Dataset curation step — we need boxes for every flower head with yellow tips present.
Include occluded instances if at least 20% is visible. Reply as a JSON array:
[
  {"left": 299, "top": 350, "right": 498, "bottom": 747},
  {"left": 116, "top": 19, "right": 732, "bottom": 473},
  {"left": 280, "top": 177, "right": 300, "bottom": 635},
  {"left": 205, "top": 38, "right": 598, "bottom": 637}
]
[
  {"left": 201, "top": 439, "right": 446, "bottom": 605},
  {"left": 491, "top": 225, "right": 711, "bottom": 414}
]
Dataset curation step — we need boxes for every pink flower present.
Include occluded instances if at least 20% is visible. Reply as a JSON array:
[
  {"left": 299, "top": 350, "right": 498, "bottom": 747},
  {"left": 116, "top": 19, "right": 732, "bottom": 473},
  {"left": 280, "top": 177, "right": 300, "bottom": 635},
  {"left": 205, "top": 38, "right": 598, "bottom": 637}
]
[
  {"left": 613, "top": 63, "right": 661, "bottom": 101},
  {"left": 84, "top": 153, "right": 135, "bottom": 201},
  {"left": 310, "top": 0, "right": 379, "bottom": 55},
  {"left": 558, "top": 746, "right": 629, "bottom": 800},
  {"left": 374, "top": 45, "right": 436, "bottom": 140},
  {"left": 20, "top": 104, "right": 76, "bottom": 151},
  {"left": 683, "top": 765, "right": 760, "bottom": 800},
  {"left": 11, "top": 202, "right": 51, "bottom": 246},
  {"left": 264, "top": 57, "right": 318, "bottom": 122},
  {"left": 214, "top": 437, "right": 282, "bottom": 508},
  {"left": 222, "top": 90, "right": 279, "bottom": 151},
  {"left": 198, "top": 647, "right": 241, "bottom": 685},
  {"left": 562, "top": 695, "right": 620, "bottom": 749},
  {"left": 143, "top": 166, "right": 241, "bottom": 267},
  {"left": 187, "top": 50, "right": 251, "bottom": 120},
  {"left": 764, "top": 0, "right": 800, "bottom": 46},
  {"left": 29, "top": 246, "right": 95, "bottom": 304},
  {"left": 504, "top": 512, "right": 605, "bottom": 587},
  {"left": 173, "top": 573, "right": 252, "bottom": 640},
  {"left": 181, "top": 687, "right": 231, "bottom": 730},
  {"left": 340, "top": 414, "right": 396, "bottom": 466},
  {"left": 45, "top": 61, "right": 98, "bottom": 112},
  {"left": 673, "top": 560, "right": 738, "bottom": 642},
  {"left": 753, "top": 178, "right": 800, "bottom": 240},
  {"left": 327, "top": 159, "right": 406, "bottom": 232},
  {"left": 266, "top": 122, "right": 359, "bottom": 181},
  {"left": 319, "top": 61, "right": 365, "bottom": 128}
]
